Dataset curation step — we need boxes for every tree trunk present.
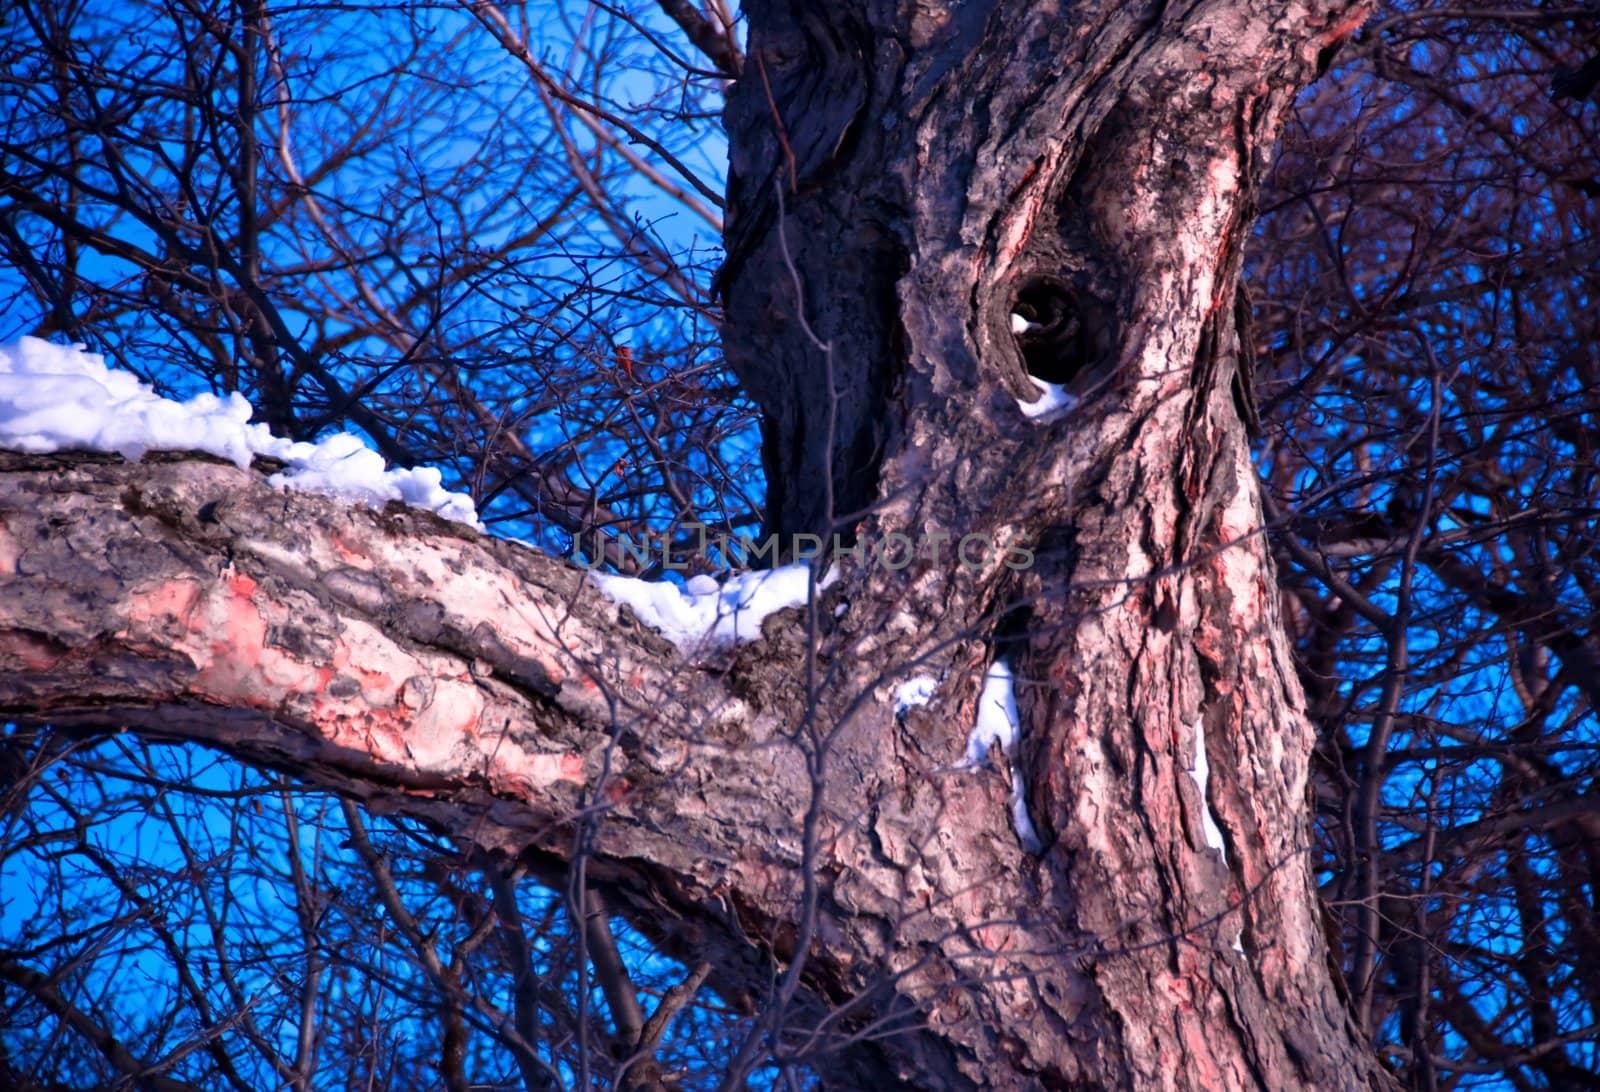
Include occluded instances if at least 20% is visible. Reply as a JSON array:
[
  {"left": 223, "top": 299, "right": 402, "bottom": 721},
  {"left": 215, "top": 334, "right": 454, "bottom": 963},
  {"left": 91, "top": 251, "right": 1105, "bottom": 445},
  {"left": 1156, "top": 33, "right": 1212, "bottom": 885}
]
[
  {"left": 0, "top": 0, "right": 1391, "bottom": 1087},
  {"left": 716, "top": 0, "right": 1385, "bottom": 1085}
]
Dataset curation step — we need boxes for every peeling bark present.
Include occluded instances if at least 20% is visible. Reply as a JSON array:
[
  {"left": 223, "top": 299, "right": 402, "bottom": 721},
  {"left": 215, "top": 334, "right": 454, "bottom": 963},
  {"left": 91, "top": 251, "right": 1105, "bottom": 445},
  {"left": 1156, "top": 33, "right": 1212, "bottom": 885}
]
[{"left": 1, "top": 0, "right": 1392, "bottom": 1086}]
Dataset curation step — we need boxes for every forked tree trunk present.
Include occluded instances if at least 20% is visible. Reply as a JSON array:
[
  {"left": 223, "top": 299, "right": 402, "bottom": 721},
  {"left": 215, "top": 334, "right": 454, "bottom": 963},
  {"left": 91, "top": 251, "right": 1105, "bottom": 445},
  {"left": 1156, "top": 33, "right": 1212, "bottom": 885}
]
[{"left": 0, "top": 0, "right": 1389, "bottom": 1087}]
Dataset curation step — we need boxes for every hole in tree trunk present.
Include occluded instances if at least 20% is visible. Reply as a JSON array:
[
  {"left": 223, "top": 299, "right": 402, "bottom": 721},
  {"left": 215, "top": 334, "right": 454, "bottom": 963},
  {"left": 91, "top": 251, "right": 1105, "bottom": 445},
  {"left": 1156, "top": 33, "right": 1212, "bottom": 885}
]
[{"left": 1011, "top": 278, "right": 1088, "bottom": 386}]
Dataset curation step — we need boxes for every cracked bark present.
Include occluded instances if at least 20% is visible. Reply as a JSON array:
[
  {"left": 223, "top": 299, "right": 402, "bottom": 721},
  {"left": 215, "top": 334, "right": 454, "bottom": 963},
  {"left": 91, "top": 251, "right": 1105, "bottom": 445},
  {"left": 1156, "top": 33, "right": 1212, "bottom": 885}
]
[{"left": 1, "top": 0, "right": 1392, "bottom": 1086}]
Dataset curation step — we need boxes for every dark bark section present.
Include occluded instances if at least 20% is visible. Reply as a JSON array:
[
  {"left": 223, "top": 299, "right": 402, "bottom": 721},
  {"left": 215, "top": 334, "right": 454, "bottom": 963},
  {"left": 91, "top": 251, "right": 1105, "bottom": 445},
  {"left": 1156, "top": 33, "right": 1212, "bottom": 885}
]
[{"left": 720, "top": 1, "right": 910, "bottom": 541}]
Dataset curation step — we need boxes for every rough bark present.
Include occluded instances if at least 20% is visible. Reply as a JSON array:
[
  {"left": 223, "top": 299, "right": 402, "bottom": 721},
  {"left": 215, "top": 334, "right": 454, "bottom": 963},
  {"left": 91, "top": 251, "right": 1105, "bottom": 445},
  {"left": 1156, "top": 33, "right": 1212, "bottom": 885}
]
[
  {"left": 1, "top": 0, "right": 1392, "bottom": 1087},
  {"left": 714, "top": 0, "right": 1386, "bottom": 1085}
]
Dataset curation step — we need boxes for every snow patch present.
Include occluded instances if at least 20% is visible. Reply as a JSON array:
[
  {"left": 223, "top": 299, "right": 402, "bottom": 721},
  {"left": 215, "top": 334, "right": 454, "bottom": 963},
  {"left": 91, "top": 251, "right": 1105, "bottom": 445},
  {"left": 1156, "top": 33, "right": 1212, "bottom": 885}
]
[
  {"left": 1189, "top": 717, "right": 1227, "bottom": 860},
  {"left": 893, "top": 675, "right": 939, "bottom": 715},
  {"left": 1010, "top": 312, "right": 1040, "bottom": 335},
  {"left": 964, "top": 660, "right": 1043, "bottom": 854},
  {"left": 0, "top": 338, "right": 480, "bottom": 526},
  {"left": 964, "top": 661, "right": 1021, "bottom": 765},
  {"left": 1005, "top": 767, "right": 1043, "bottom": 855},
  {"left": 685, "top": 573, "right": 720, "bottom": 596},
  {"left": 1017, "top": 378, "right": 1077, "bottom": 422},
  {"left": 591, "top": 564, "right": 834, "bottom": 653}
]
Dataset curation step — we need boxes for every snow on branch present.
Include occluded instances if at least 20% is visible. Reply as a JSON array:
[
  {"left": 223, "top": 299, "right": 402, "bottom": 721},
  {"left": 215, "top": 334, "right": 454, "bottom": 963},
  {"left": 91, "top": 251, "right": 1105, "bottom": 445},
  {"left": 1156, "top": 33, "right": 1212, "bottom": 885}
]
[
  {"left": 0, "top": 338, "right": 843, "bottom": 658},
  {"left": 590, "top": 566, "right": 836, "bottom": 654},
  {"left": 0, "top": 338, "right": 479, "bottom": 526}
]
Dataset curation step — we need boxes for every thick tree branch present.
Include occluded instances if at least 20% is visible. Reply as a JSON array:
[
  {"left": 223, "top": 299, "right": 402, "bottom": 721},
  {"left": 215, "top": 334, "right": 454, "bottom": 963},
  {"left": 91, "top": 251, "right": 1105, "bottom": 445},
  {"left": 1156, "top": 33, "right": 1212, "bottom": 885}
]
[
  {"left": 0, "top": 450, "right": 937, "bottom": 1084},
  {"left": 0, "top": 450, "right": 814, "bottom": 966}
]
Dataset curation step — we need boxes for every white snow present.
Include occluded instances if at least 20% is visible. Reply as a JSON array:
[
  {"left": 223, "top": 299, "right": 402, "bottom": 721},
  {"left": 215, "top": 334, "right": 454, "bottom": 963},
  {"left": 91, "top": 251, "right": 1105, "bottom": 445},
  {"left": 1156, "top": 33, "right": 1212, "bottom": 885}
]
[
  {"left": 893, "top": 674, "right": 939, "bottom": 715},
  {"left": 1189, "top": 718, "right": 1227, "bottom": 859},
  {"left": 591, "top": 563, "right": 835, "bottom": 653},
  {"left": 965, "top": 661, "right": 1021, "bottom": 765},
  {"left": 0, "top": 338, "right": 480, "bottom": 526},
  {"left": 1010, "top": 312, "right": 1040, "bottom": 335},
  {"left": 1191, "top": 720, "right": 1244, "bottom": 956},
  {"left": 1017, "top": 378, "right": 1077, "bottom": 421},
  {"left": 684, "top": 573, "right": 720, "bottom": 596},
  {"left": 963, "top": 660, "right": 1043, "bottom": 854}
]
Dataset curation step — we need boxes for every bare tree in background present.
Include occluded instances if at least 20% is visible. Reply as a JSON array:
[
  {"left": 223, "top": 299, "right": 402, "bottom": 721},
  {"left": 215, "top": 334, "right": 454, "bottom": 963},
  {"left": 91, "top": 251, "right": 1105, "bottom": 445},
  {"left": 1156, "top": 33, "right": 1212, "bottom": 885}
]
[
  {"left": 0, "top": 0, "right": 749, "bottom": 559},
  {"left": 1252, "top": 4, "right": 1600, "bottom": 1086},
  {"left": 2, "top": 0, "right": 1598, "bottom": 1089}
]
